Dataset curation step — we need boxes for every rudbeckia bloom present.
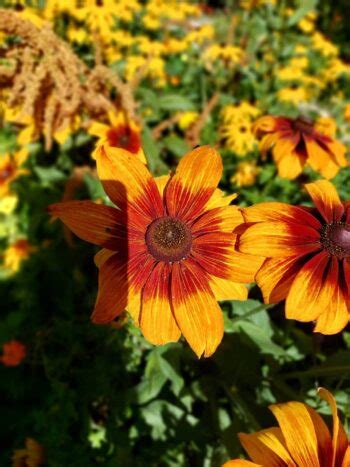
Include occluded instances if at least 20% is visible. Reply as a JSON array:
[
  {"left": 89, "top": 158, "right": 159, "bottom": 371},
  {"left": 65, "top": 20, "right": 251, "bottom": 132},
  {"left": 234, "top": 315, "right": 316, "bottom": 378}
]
[
  {"left": 49, "top": 145, "right": 262, "bottom": 357},
  {"left": 238, "top": 180, "right": 350, "bottom": 334},
  {"left": 89, "top": 111, "right": 146, "bottom": 163},
  {"left": 0, "top": 340, "right": 26, "bottom": 367},
  {"left": 223, "top": 388, "right": 350, "bottom": 467},
  {"left": 253, "top": 115, "right": 347, "bottom": 179}
]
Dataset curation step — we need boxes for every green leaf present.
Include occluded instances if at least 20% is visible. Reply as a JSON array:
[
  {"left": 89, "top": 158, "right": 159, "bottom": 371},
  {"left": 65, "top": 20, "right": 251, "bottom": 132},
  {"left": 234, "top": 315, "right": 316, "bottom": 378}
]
[
  {"left": 286, "top": 0, "right": 317, "bottom": 27},
  {"left": 158, "top": 95, "right": 195, "bottom": 111}
]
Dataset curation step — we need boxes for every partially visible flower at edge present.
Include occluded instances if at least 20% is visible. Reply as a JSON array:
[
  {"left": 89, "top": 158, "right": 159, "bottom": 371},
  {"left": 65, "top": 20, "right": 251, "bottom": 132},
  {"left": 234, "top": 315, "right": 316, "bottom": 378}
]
[
  {"left": 231, "top": 162, "right": 260, "bottom": 187},
  {"left": 223, "top": 387, "right": 350, "bottom": 467},
  {"left": 237, "top": 179, "right": 350, "bottom": 335}
]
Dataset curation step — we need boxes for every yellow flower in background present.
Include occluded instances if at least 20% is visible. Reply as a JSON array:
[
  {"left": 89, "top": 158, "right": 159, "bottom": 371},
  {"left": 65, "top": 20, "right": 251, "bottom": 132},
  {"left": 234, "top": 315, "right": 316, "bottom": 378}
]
[
  {"left": 0, "top": 194, "right": 18, "bottom": 215},
  {"left": 220, "top": 103, "right": 260, "bottom": 156},
  {"left": 184, "top": 24, "right": 215, "bottom": 46},
  {"left": 231, "top": 162, "right": 259, "bottom": 187},
  {"left": 12, "top": 438, "right": 45, "bottom": 467},
  {"left": 240, "top": 0, "right": 276, "bottom": 9},
  {"left": 89, "top": 112, "right": 146, "bottom": 163},
  {"left": 277, "top": 86, "right": 309, "bottom": 104},
  {"left": 178, "top": 111, "right": 199, "bottom": 131},
  {"left": 4, "top": 108, "right": 38, "bottom": 146},
  {"left": 204, "top": 44, "right": 244, "bottom": 69},
  {"left": 311, "top": 32, "right": 339, "bottom": 57},
  {"left": 344, "top": 103, "right": 350, "bottom": 122},
  {"left": 3, "top": 238, "right": 36, "bottom": 273},
  {"left": 223, "top": 388, "right": 350, "bottom": 467},
  {"left": 298, "top": 11, "right": 317, "bottom": 33},
  {"left": 0, "top": 149, "right": 29, "bottom": 197},
  {"left": 124, "top": 55, "right": 166, "bottom": 87}
]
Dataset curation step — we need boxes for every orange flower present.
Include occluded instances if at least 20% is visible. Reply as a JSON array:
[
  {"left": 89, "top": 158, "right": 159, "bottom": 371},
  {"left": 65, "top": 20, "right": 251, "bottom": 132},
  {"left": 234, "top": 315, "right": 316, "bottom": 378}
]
[
  {"left": 49, "top": 145, "right": 262, "bottom": 357},
  {"left": 238, "top": 179, "right": 350, "bottom": 334},
  {"left": 12, "top": 438, "right": 45, "bottom": 467},
  {"left": 89, "top": 111, "right": 146, "bottom": 163},
  {"left": 0, "top": 148, "right": 29, "bottom": 197},
  {"left": 1, "top": 340, "right": 26, "bottom": 367},
  {"left": 3, "top": 239, "right": 36, "bottom": 273},
  {"left": 253, "top": 115, "right": 347, "bottom": 179},
  {"left": 223, "top": 388, "right": 350, "bottom": 467}
]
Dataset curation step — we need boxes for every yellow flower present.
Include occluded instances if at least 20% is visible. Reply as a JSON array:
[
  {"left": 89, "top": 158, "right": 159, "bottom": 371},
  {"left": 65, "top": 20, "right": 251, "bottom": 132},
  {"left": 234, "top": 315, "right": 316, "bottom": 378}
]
[
  {"left": 344, "top": 103, "right": 350, "bottom": 122},
  {"left": 0, "top": 194, "right": 18, "bottom": 215},
  {"left": 277, "top": 87, "right": 309, "bottom": 104},
  {"left": 231, "top": 162, "right": 259, "bottom": 187},
  {"left": 220, "top": 103, "right": 260, "bottom": 157},
  {"left": 178, "top": 112, "right": 199, "bottom": 131},
  {"left": 311, "top": 32, "right": 339, "bottom": 57},
  {"left": 3, "top": 239, "right": 36, "bottom": 273},
  {"left": 124, "top": 55, "right": 166, "bottom": 87},
  {"left": 204, "top": 44, "right": 244, "bottom": 69},
  {"left": 298, "top": 11, "right": 317, "bottom": 33}
]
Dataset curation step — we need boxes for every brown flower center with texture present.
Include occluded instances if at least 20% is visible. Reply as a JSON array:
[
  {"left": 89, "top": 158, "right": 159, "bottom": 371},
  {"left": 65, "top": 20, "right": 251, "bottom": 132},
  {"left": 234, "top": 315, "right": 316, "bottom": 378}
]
[
  {"left": 146, "top": 217, "right": 192, "bottom": 262},
  {"left": 292, "top": 117, "right": 314, "bottom": 135},
  {"left": 321, "top": 222, "right": 350, "bottom": 259},
  {"left": 106, "top": 125, "right": 141, "bottom": 154}
]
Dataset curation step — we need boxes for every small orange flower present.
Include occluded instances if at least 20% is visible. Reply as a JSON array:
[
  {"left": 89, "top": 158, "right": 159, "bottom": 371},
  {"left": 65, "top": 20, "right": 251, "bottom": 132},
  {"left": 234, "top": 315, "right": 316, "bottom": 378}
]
[
  {"left": 253, "top": 115, "right": 347, "bottom": 179},
  {"left": 223, "top": 388, "right": 350, "bottom": 467},
  {"left": 238, "top": 179, "right": 350, "bottom": 334},
  {"left": 0, "top": 148, "right": 29, "bottom": 197},
  {"left": 1, "top": 340, "right": 26, "bottom": 367},
  {"left": 3, "top": 239, "right": 36, "bottom": 273},
  {"left": 49, "top": 145, "right": 262, "bottom": 357},
  {"left": 12, "top": 438, "right": 45, "bottom": 467},
  {"left": 89, "top": 111, "right": 146, "bottom": 163}
]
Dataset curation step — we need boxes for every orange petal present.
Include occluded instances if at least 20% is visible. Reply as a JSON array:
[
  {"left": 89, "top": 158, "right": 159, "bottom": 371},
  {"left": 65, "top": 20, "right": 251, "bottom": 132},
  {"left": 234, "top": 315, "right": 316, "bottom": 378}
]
[
  {"left": 318, "top": 388, "right": 349, "bottom": 467},
  {"left": 92, "top": 255, "right": 128, "bottom": 324},
  {"left": 285, "top": 251, "right": 330, "bottom": 322},
  {"left": 256, "top": 256, "right": 304, "bottom": 304},
  {"left": 304, "top": 135, "right": 335, "bottom": 173},
  {"left": 191, "top": 205, "right": 244, "bottom": 235},
  {"left": 165, "top": 146, "right": 222, "bottom": 222},
  {"left": 242, "top": 203, "right": 321, "bottom": 230},
  {"left": 155, "top": 174, "right": 170, "bottom": 197},
  {"left": 305, "top": 404, "right": 333, "bottom": 467},
  {"left": 313, "top": 258, "right": 349, "bottom": 335},
  {"left": 326, "top": 140, "right": 348, "bottom": 167},
  {"left": 239, "top": 221, "right": 321, "bottom": 258},
  {"left": 341, "top": 446, "right": 350, "bottom": 467},
  {"left": 276, "top": 151, "right": 304, "bottom": 180},
  {"left": 48, "top": 201, "right": 126, "bottom": 249},
  {"left": 170, "top": 260, "right": 224, "bottom": 358},
  {"left": 305, "top": 180, "right": 344, "bottom": 223},
  {"left": 94, "top": 248, "right": 115, "bottom": 268},
  {"left": 209, "top": 275, "right": 248, "bottom": 301},
  {"left": 272, "top": 133, "right": 300, "bottom": 163},
  {"left": 140, "top": 262, "right": 181, "bottom": 345},
  {"left": 204, "top": 189, "right": 237, "bottom": 210},
  {"left": 192, "top": 233, "right": 264, "bottom": 283},
  {"left": 95, "top": 145, "right": 163, "bottom": 218},
  {"left": 269, "top": 402, "right": 320, "bottom": 467},
  {"left": 239, "top": 427, "right": 296, "bottom": 467},
  {"left": 222, "top": 460, "right": 261, "bottom": 467}
]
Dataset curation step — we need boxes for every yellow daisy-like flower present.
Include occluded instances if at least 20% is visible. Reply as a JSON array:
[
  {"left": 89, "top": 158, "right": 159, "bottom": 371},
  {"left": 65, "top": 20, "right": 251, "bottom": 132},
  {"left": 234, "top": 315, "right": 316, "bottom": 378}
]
[
  {"left": 178, "top": 111, "right": 199, "bottom": 131},
  {"left": 88, "top": 112, "right": 146, "bottom": 163},
  {"left": 230, "top": 162, "right": 259, "bottom": 187},
  {"left": 223, "top": 388, "right": 350, "bottom": 467}
]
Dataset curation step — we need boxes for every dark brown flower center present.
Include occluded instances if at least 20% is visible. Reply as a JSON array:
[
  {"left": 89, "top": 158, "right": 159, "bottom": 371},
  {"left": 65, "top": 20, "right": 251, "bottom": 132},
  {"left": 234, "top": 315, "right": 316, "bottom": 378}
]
[
  {"left": 145, "top": 217, "right": 192, "bottom": 262},
  {"left": 321, "top": 222, "right": 350, "bottom": 259},
  {"left": 292, "top": 117, "right": 314, "bottom": 135},
  {"left": 0, "top": 164, "right": 14, "bottom": 184}
]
